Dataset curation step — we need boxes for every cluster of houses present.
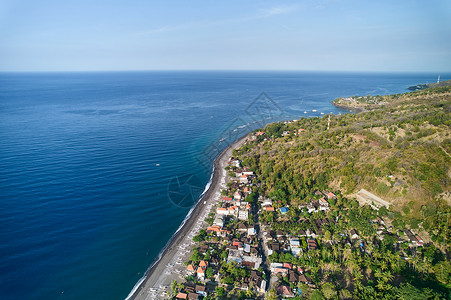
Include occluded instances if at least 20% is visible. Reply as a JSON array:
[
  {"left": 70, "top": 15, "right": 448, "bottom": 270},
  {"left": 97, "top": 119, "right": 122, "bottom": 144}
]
[
  {"left": 177, "top": 155, "right": 269, "bottom": 297},
  {"left": 403, "top": 229, "right": 424, "bottom": 247},
  {"left": 175, "top": 283, "right": 207, "bottom": 300},
  {"left": 186, "top": 260, "right": 209, "bottom": 281},
  {"left": 299, "top": 191, "right": 336, "bottom": 213},
  {"left": 173, "top": 129, "right": 427, "bottom": 299}
]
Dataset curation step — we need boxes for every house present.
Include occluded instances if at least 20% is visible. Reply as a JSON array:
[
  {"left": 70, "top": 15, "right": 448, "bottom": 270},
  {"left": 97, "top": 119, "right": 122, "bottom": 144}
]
[
  {"left": 290, "top": 239, "right": 300, "bottom": 247},
  {"left": 319, "top": 197, "right": 329, "bottom": 207},
  {"left": 238, "top": 210, "right": 249, "bottom": 221},
  {"left": 188, "top": 293, "right": 199, "bottom": 300},
  {"left": 222, "top": 197, "right": 233, "bottom": 202},
  {"left": 288, "top": 270, "right": 300, "bottom": 283},
  {"left": 326, "top": 192, "right": 336, "bottom": 199},
  {"left": 228, "top": 206, "right": 238, "bottom": 217},
  {"left": 249, "top": 270, "right": 267, "bottom": 293},
  {"left": 230, "top": 159, "right": 241, "bottom": 168},
  {"left": 276, "top": 285, "right": 293, "bottom": 297},
  {"left": 234, "top": 191, "right": 242, "bottom": 201},
  {"left": 307, "top": 201, "right": 319, "bottom": 213},
  {"left": 227, "top": 249, "right": 243, "bottom": 264},
  {"left": 196, "top": 267, "right": 205, "bottom": 280},
  {"left": 206, "top": 225, "right": 221, "bottom": 234},
  {"left": 240, "top": 174, "right": 249, "bottom": 184},
  {"left": 298, "top": 273, "right": 311, "bottom": 284},
  {"left": 350, "top": 229, "right": 359, "bottom": 240},
  {"left": 262, "top": 199, "right": 273, "bottom": 207},
  {"left": 283, "top": 263, "right": 292, "bottom": 269},
  {"left": 237, "top": 223, "right": 247, "bottom": 231},
  {"left": 242, "top": 255, "right": 262, "bottom": 269},
  {"left": 280, "top": 207, "right": 289, "bottom": 214},
  {"left": 198, "top": 244, "right": 208, "bottom": 254},
  {"left": 195, "top": 285, "right": 207, "bottom": 297},
  {"left": 199, "top": 260, "right": 208, "bottom": 268},
  {"left": 247, "top": 227, "right": 256, "bottom": 236},
  {"left": 216, "top": 208, "right": 228, "bottom": 215},
  {"left": 270, "top": 262, "right": 283, "bottom": 269},
  {"left": 213, "top": 215, "right": 224, "bottom": 227},
  {"left": 272, "top": 267, "right": 289, "bottom": 276},
  {"left": 307, "top": 239, "right": 318, "bottom": 250},
  {"left": 187, "top": 264, "right": 195, "bottom": 274},
  {"left": 291, "top": 246, "right": 302, "bottom": 256},
  {"left": 265, "top": 206, "right": 275, "bottom": 211},
  {"left": 176, "top": 292, "right": 188, "bottom": 299},
  {"left": 403, "top": 229, "right": 423, "bottom": 247}
]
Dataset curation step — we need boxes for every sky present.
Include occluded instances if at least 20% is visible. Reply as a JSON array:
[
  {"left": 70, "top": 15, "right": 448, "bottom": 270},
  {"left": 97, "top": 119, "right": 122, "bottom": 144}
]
[{"left": 0, "top": 0, "right": 450, "bottom": 72}]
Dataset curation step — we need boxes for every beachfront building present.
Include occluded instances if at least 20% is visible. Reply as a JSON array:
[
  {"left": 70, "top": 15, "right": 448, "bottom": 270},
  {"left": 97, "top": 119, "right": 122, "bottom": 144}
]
[{"left": 196, "top": 266, "right": 205, "bottom": 280}]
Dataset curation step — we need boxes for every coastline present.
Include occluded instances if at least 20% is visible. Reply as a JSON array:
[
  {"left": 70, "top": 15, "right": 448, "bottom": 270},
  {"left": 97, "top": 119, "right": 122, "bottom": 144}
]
[
  {"left": 331, "top": 101, "right": 366, "bottom": 112},
  {"left": 128, "top": 134, "right": 249, "bottom": 300}
]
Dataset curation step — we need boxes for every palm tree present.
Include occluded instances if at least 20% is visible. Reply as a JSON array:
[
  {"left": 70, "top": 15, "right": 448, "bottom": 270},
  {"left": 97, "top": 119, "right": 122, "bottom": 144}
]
[{"left": 170, "top": 280, "right": 179, "bottom": 296}]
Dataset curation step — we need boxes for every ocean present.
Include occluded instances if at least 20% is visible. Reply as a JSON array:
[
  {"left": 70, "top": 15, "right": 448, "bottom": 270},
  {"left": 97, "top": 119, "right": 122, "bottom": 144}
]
[{"left": 0, "top": 71, "right": 447, "bottom": 299}]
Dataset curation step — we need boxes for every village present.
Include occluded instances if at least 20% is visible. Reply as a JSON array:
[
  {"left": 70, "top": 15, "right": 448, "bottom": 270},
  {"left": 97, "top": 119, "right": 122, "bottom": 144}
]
[{"left": 169, "top": 129, "right": 428, "bottom": 300}]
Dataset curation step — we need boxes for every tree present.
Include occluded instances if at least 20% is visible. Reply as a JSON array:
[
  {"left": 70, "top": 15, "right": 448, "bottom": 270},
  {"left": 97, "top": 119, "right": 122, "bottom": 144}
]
[
  {"left": 205, "top": 267, "right": 214, "bottom": 279},
  {"left": 170, "top": 280, "right": 179, "bottom": 296},
  {"left": 311, "top": 289, "right": 325, "bottom": 300},
  {"left": 321, "top": 282, "right": 337, "bottom": 299},
  {"left": 215, "top": 286, "right": 225, "bottom": 297},
  {"left": 324, "top": 230, "right": 331, "bottom": 241},
  {"left": 190, "top": 249, "right": 202, "bottom": 262},
  {"left": 265, "top": 288, "right": 278, "bottom": 300}
]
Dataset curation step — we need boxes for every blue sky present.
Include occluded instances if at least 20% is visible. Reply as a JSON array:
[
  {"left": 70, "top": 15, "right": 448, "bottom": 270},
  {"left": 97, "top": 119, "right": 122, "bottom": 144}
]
[{"left": 0, "top": 0, "right": 450, "bottom": 72}]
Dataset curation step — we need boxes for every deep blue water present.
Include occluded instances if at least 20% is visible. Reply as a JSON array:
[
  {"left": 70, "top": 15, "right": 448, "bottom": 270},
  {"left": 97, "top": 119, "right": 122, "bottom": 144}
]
[{"left": 0, "top": 71, "right": 448, "bottom": 300}]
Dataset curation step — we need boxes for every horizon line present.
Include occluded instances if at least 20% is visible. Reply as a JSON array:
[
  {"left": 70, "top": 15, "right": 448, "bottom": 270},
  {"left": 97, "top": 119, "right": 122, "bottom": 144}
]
[{"left": 0, "top": 69, "right": 448, "bottom": 74}]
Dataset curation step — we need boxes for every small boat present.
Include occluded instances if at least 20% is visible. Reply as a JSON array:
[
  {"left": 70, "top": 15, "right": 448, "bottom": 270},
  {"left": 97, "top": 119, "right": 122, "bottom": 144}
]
[
  {"left": 304, "top": 111, "right": 307, "bottom": 114},
  {"left": 156, "top": 163, "right": 160, "bottom": 166},
  {"left": 320, "top": 112, "right": 324, "bottom": 115},
  {"left": 312, "top": 109, "right": 317, "bottom": 112}
]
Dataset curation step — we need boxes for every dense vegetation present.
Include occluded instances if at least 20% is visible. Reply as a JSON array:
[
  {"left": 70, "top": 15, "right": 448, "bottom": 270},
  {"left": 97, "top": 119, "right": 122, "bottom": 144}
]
[
  {"left": 236, "top": 86, "right": 451, "bottom": 248},
  {"left": 230, "top": 86, "right": 451, "bottom": 298}
]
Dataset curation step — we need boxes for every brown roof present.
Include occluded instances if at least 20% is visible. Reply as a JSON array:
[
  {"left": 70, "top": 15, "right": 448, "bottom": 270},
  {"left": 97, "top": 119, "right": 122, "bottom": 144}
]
[
  {"left": 288, "top": 270, "right": 299, "bottom": 283},
  {"left": 276, "top": 285, "right": 293, "bottom": 296},
  {"left": 195, "top": 285, "right": 206, "bottom": 292},
  {"left": 299, "top": 273, "right": 310, "bottom": 283},
  {"left": 188, "top": 293, "right": 199, "bottom": 300}
]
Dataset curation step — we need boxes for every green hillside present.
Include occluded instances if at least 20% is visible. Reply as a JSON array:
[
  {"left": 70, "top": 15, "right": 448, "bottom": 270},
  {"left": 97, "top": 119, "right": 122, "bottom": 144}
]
[{"left": 236, "top": 86, "right": 451, "bottom": 248}]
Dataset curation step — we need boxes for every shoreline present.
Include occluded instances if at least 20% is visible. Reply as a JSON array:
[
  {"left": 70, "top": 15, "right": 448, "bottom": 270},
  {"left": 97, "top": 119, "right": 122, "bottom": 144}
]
[
  {"left": 128, "top": 134, "right": 249, "bottom": 300},
  {"left": 331, "top": 101, "right": 365, "bottom": 112}
]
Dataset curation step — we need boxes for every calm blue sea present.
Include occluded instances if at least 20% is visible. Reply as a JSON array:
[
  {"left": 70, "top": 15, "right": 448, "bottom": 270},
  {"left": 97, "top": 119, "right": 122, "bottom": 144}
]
[{"left": 0, "top": 71, "right": 448, "bottom": 300}]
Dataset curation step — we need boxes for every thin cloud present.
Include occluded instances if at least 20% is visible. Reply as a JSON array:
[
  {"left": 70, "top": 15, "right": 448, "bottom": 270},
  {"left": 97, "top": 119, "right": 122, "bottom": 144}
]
[
  {"left": 259, "top": 5, "right": 298, "bottom": 17},
  {"left": 135, "top": 24, "right": 193, "bottom": 36},
  {"left": 135, "top": 5, "right": 297, "bottom": 36}
]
